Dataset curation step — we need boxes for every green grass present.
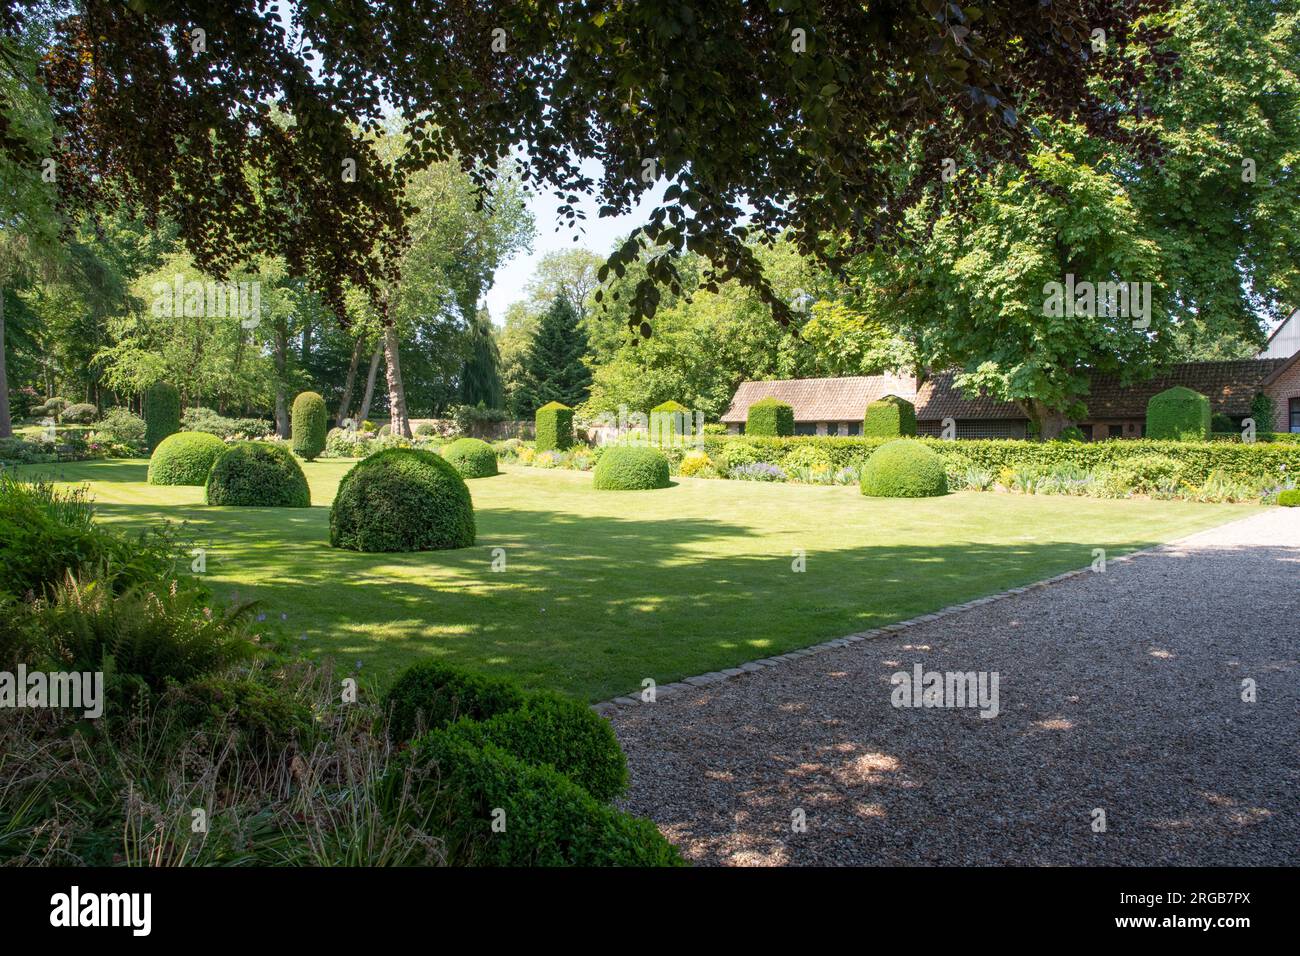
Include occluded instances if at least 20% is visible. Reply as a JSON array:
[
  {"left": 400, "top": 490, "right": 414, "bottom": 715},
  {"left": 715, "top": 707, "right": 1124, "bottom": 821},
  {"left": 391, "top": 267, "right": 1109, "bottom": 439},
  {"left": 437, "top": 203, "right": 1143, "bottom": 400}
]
[{"left": 12, "top": 457, "right": 1254, "bottom": 701}]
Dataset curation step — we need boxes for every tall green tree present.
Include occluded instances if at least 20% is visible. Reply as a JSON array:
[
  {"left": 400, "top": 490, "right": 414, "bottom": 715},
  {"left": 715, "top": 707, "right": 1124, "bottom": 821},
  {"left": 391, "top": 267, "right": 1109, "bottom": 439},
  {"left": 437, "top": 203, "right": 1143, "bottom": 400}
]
[
  {"left": 517, "top": 296, "right": 591, "bottom": 411},
  {"left": 459, "top": 306, "right": 503, "bottom": 409}
]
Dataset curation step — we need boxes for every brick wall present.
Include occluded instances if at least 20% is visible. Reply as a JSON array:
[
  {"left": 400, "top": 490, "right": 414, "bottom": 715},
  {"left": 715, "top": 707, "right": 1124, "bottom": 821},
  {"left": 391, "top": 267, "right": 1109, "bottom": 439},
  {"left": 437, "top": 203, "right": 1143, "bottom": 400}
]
[{"left": 1264, "top": 360, "right": 1300, "bottom": 433}]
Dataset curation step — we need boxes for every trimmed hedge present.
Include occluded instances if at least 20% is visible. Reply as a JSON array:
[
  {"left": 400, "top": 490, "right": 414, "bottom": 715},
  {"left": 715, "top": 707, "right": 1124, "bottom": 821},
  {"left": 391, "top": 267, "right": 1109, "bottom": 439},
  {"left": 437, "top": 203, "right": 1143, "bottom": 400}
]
[
  {"left": 1279, "top": 489, "right": 1300, "bottom": 507},
  {"left": 860, "top": 439, "right": 948, "bottom": 497},
  {"left": 143, "top": 383, "right": 181, "bottom": 451},
  {"left": 535, "top": 401, "right": 574, "bottom": 452},
  {"left": 592, "top": 446, "right": 671, "bottom": 490},
  {"left": 1146, "top": 386, "right": 1210, "bottom": 441},
  {"left": 148, "top": 431, "right": 227, "bottom": 485},
  {"left": 330, "top": 448, "right": 474, "bottom": 552},
  {"left": 383, "top": 660, "right": 525, "bottom": 743},
  {"left": 291, "top": 391, "right": 328, "bottom": 461},
  {"left": 389, "top": 730, "right": 683, "bottom": 867},
  {"left": 863, "top": 395, "right": 917, "bottom": 438},
  {"left": 746, "top": 397, "right": 794, "bottom": 437},
  {"left": 446, "top": 691, "right": 628, "bottom": 801},
  {"left": 443, "top": 437, "right": 498, "bottom": 478},
  {"left": 205, "top": 441, "right": 311, "bottom": 507},
  {"left": 699, "top": 435, "right": 1300, "bottom": 486}
]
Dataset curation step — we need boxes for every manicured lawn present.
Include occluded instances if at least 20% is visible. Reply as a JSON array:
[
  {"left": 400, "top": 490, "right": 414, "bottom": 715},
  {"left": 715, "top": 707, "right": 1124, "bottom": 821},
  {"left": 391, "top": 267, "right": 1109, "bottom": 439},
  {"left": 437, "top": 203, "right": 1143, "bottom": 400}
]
[{"left": 13, "top": 457, "right": 1255, "bottom": 701}]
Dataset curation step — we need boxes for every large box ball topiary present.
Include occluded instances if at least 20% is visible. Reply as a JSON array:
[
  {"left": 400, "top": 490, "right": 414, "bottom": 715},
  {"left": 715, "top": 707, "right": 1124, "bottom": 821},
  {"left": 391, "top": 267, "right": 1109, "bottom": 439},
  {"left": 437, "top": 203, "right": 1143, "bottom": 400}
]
[
  {"left": 142, "top": 383, "right": 181, "bottom": 451},
  {"left": 746, "top": 397, "right": 794, "bottom": 436},
  {"left": 384, "top": 660, "right": 526, "bottom": 743},
  {"left": 390, "top": 730, "right": 684, "bottom": 867},
  {"left": 291, "top": 391, "right": 328, "bottom": 461},
  {"left": 535, "top": 401, "right": 574, "bottom": 452},
  {"left": 447, "top": 690, "right": 629, "bottom": 802},
  {"left": 1146, "top": 386, "right": 1211, "bottom": 441},
  {"left": 205, "top": 441, "right": 311, "bottom": 507},
  {"left": 863, "top": 394, "right": 917, "bottom": 438},
  {"left": 330, "top": 448, "right": 475, "bottom": 551},
  {"left": 443, "top": 437, "right": 499, "bottom": 478},
  {"left": 148, "top": 431, "right": 228, "bottom": 485},
  {"left": 592, "top": 446, "right": 671, "bottom": 490},
  {"left": 859, "top": 439, "right": 949, "bottom": 497},
  {"left": 1278, "top": 489, "right": 1300, "bottom": 507}
]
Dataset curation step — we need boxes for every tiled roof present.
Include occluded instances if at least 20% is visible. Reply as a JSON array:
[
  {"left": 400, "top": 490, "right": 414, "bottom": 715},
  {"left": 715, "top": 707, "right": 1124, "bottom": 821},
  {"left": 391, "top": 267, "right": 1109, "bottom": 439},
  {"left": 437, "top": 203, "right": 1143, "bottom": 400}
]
[
  {"left": 913, "top": 371, "right": 1026, "bottom": 422},
  {"left": 1083, "top": 359, "right": 1288, "bottom": 419},
  {"left": 720, "top": 375, "right": 914, "bottom": 423}
]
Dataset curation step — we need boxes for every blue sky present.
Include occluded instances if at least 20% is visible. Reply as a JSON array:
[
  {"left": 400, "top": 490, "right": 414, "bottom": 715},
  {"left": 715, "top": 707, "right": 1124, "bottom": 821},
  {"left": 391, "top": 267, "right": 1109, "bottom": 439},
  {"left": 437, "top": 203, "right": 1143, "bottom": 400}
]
[{"left": 483, "top": 157, "right": 667, "bottom": 325}]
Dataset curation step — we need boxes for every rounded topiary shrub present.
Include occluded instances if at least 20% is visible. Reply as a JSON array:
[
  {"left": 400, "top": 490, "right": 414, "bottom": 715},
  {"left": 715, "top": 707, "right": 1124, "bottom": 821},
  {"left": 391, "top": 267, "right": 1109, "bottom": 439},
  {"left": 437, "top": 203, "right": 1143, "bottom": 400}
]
[
  {"left": 61, "top": 402, "right": 98, "bottom": 425},
  {"left": 447, "top": 690, "right": 628, "bottom": 801},
  {"left": 746, "top": 397, "right": 794, "bottom": 437},
  {"left": 859, "top": 439, "right": 949, "bottom": 498},
  {"left": 148, "top": 431, "right": 228, "bottom": 485},
  {"left": 592, "top": 446, "right": 671, "bottom": 490},
  {"left": 389, "top": 730, "right": 684, "bottom": 867},
  {"left": 535, "top": 401, "right": 574, "bottom": 452},
  {"left": 863, "top": 394, "right": 917, "bottom": 438},
  {"left": 1278, "top": 489, "right": 1300, "bottom": 507},
  {"left": 291, "top": 391, "right": 328, "bottom": 461},
  {"left": 384, "top": 660, "right": 526, "bottom": 743},
  {"left": 1146, "top": 385, "right": 1211, "bottom": 441},
  {"left": 143, "top": 383, "right": 181, "bottom": 451},
  {"left": 329, "top": 448, "right": 474, "bottom": 552},
  {"left": 205, "top": 441, "right": 311, "bottom": 507},
  {"left": 443, "top": 437, "right": 498, "bottom": 478}
]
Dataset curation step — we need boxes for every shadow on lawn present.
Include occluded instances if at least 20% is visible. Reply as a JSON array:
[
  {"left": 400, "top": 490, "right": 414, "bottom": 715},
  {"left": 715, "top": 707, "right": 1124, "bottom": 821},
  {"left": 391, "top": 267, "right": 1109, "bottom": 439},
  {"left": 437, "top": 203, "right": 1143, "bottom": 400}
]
[{"left": 83, "top": 498, "right": 1185, "bottom": 699}]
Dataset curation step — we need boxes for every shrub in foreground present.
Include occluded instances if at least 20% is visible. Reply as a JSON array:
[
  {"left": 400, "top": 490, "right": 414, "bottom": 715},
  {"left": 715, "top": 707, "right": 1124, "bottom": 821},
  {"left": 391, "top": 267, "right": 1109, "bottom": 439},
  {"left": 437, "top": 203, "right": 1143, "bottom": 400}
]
[
  {"left": 447, "top": 691, "right": 628, "bottom": 801},
  {"left": 1277, "top": 489, "right": 1300, "bottom": 507},
  {"left": 143, "top": 383, "right": 181, "bottom": 451},
  {"left": 383, "top": 660, "right": 525, "bottom": 743},
  {"left": 148, "top": 431, "right": 228, "bottom": 485},
  {"left": 443, "top": 437, "right": 498, "bottom": 478},
  {"left": 860, "top": 439, "right": 948, "bottom": 497},
  {"left": 592, "top": 445, "right": 671, "bottom": 490},
  {"left": 535, "top": 401, "right": 574, "bottom": 452},
  {"left": 745, "top": 397, "right": 794, "bottom": 436},
  {"left": 330, "top": 448, "right": 475, "bottom": 552},
  {"left": 0, "top": 476, "right": 178, "bottom": 604},
  {"left": 1146, "top": 386, "right": 1210, "bottom": 441},
  {"left": 863, "top": 395, "right": 917, "bottom": 438},
  {"left": 391, "top": 731, "right": 684, "bottom": 867},
  {"left": 291, "top": 391, "right": 329, "bottom": 461},
  {"left": 205, "top": 442, "right": 311, "bottom": 507}
]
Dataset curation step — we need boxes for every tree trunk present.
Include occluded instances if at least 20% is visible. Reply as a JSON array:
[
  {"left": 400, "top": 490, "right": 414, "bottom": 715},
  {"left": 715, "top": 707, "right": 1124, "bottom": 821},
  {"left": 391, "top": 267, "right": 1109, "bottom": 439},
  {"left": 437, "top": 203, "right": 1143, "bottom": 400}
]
[
  {"left": 336, "top": 336, "right": 366, "bottom": 426},
  {"left": 0, "top": 289, "right": 11, "bottom": 439},
  {"left": 274, "top": 321, "right": 290, "bottom": 438},
  {"left": 1021, "top": 399, "right": 1071, "bottom": 441},
  {"left": 357, "top": 343, "right": 382, "bottom": 424},
  {"left": 382, "top": 323, "right": 411, "bottom": 437}
]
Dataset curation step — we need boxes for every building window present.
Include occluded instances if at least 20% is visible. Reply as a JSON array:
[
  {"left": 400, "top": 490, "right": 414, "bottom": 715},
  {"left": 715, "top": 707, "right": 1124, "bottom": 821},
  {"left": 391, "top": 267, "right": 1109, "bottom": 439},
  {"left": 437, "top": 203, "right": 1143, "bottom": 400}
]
[
  {"left": 1290, "top": 398, "right": 1300, "bottom": 433},
  {"left": 846, "top": 421, "right": 861, "bottom": 436},
  {"left": 1108, "top": 424, "right": 1123, "bottom": 439},
  {"left": 1079, "top": 424, "right": 1093, "bottom": 442},
  {"left": 794, "top": 422, "right": 817, "bottom": 436}
]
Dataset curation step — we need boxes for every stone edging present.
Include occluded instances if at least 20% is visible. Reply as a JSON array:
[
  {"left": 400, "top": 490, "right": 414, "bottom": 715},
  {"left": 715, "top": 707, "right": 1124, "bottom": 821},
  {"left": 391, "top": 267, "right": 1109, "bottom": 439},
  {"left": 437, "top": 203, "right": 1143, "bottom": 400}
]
[{"left": 590, "top": 515, "right": 1253, "bottom": 717}]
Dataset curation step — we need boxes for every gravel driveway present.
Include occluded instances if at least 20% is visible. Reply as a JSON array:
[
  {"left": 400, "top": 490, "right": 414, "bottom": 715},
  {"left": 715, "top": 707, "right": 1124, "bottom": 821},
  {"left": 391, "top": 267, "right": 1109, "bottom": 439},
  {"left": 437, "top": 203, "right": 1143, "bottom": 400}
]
[{"left": 612, "top": 508, "right": 1300, "bottom": 866}]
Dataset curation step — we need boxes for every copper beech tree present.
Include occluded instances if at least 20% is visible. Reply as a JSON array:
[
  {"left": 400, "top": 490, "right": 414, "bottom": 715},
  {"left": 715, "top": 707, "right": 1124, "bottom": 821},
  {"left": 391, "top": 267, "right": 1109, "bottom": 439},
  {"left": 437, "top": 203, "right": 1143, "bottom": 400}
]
[{"left": 1, "top": 0, "right": 1175, "bottom": 430}]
